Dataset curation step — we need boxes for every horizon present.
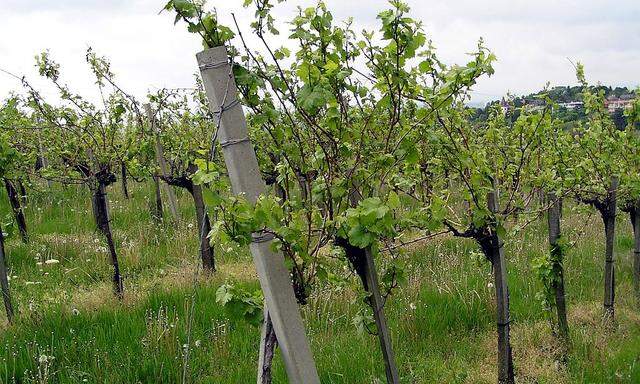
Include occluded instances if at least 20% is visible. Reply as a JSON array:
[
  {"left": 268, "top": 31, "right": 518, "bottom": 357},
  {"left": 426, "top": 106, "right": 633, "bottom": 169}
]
[{"left": 466, "top": 83, "right": 638, "bottom": 108}]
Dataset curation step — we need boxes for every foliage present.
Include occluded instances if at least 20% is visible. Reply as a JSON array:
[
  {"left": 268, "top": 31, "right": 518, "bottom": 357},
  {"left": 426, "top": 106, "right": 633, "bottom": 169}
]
[
  {"left": 532, "top": 235, "right": 568, "bottom": 314},
  {"left": 0, "top": 0, "right": 638, "bottom": 382},
  {"left": 163, "top": 0, "right": 235, "bottom": 48},
  {"left": 0, "top": 185, "right": 638, "bottom": 382},
  {"left": 215, "top": 283, "right": 264, "bottom": 327}
]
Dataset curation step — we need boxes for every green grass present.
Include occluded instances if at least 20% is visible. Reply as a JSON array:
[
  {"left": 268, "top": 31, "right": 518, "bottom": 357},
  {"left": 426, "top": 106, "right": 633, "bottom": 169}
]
[{"left": 0, "top": 181, "right": 638, "bottom": 383}]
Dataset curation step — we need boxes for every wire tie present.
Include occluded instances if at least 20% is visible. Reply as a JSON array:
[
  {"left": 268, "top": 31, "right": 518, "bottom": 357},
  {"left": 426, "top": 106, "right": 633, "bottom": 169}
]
[
  {"left": 219, "top": 137, "right": 250, "bottom": 148},
  {"left": 199, "top": 60, "right": 228, "bottom": 70},
  {"left": 251, "top": 230, "right": 275, "bottom": 244},
  {"left": 213, "top": 99, "right": 241, "bottom": 115}
]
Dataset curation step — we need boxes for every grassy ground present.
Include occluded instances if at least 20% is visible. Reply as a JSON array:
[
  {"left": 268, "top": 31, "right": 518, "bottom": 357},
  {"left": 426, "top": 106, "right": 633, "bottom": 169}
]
[{"left": 0, "top": 181, "right": 638, "bottom": 383}]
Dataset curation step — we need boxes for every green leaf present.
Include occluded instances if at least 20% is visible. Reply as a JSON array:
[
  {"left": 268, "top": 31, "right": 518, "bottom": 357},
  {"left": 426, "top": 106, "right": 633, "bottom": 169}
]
[{"left": 202, "top": 188, "right": 223, "bottom": 207}]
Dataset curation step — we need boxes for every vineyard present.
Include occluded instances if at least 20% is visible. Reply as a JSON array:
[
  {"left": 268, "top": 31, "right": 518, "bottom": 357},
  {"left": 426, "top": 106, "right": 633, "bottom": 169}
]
[{"left": 0, "top": 1, "right": 639, "bottom": 383}]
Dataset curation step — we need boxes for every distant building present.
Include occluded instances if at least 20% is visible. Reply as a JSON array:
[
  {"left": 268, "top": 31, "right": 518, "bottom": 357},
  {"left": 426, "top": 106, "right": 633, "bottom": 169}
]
[
  {"left": 500, "top": 98, "right": 510, "bottom": 114},
  {"left": 558, "top": 101, "right": 583, "bottom": 110},
  {"left": 524, "top": 99, "right": 545, "bottom": 111},
  {"left": 605, "top": 95, "right": 634, "bottom": 112}
]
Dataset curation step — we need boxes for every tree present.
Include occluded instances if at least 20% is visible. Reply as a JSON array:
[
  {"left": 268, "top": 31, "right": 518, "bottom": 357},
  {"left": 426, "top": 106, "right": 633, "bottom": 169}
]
[
  {"left": 0, "top": 97, "right": 36, "bottom": 243},
  {"left": 532, "top": 102, "right": 577, "bottom": 349},
  {"left": 21, "top": 49, "right": 143, "bottom": 298},
  {"left": 412, "top": 100, "right": 550, "bottom": 383},
  {"left": 0, "top": 124, "right": 18, "bottom": 322},
  {"left": 145, "top": 89, "right": 217, "bottom": 271},
  {"left": 167, "top": 0, "right": 495, "bottom": 382}
]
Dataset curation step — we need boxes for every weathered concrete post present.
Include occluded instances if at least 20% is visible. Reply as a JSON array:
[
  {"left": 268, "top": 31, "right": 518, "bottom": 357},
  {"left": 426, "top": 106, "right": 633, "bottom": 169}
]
[
  {"left": 197, "top": 46, "right": 320, "bottom": 384},
  {"left": 144, "top": 104, "right": 181, "bottom": 222},
  {"left": 36, "top": 132, "right": 53, "bottom": 189}
]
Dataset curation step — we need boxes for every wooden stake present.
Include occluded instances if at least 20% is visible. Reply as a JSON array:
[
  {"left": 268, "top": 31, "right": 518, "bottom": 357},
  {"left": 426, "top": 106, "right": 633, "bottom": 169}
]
[
  {"left": 197, "top": 46, "right": 320, "bottom": 384},
  {"left": 547, "top": 192, "right": 569, "bottom": 345},
  {"left": 0, "top": 224, "right": 14, "bottom": 323},
  {"left": 120, "top": 162, "right": 130, "bottom": 199},
  {"left": 36, "top": 127, "right": 53, "bottom": 189},
  {"left": 4, "top": 179, "right": 28, "bottom": 243},
  {"left": 487, "top": 191, "right": 515, "bottom": 384},
  {"left": 342, "top": 183, "right": 399, "bottom": 383},
  {"left": 364, "top": 247, "right": 400, "bottom": 384},
  {"left": 92, "top": 183, "right": 124, "bottom": 298},
  {"left": 335, "top": 236, "right": 400, "bottom": 384},
  {"left": 152, "top": 175, "right": 164, "bottom": 221},
  {"left": 603, "top": 176, "right": 619, "bottom": 321},
  {"left": 632, "top": 199, "right": 640, "bottom": 304},
  {"left": 187, "top": 164, "right": 215, "bottom": 271},
  {"left": 257, "top": 306, "right": 278, "bottom": 384}
]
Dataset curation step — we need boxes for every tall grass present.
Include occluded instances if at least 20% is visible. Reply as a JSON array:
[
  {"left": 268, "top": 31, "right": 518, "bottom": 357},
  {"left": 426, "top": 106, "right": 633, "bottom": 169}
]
[{"left": 0, "top": 181, "right": 638, "bottom": 383}]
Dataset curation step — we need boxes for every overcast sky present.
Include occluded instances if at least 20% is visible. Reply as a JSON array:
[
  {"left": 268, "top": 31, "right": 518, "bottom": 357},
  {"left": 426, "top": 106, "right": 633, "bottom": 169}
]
[{"left": 1, "top": 0, "right": 638, "bottom": 106}]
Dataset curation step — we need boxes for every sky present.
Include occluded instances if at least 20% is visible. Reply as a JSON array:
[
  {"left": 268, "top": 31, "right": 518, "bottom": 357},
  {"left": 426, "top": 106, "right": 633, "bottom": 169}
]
[{"left": 1, "top": 0, "right": 638, "bottom": 106}]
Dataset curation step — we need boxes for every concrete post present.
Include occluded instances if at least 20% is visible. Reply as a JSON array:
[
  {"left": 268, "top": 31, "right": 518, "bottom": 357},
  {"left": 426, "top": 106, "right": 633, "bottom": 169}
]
[
  {"left": 197, "top": 46, "right": 320, "bottom": 384},
  {"left": 144, "top": 104, "right": 181, "bottom": 222}
]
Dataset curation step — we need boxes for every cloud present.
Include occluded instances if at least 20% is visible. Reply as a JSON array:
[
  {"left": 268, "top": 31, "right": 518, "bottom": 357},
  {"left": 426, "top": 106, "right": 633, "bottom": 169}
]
[
  {"left": 0, "top": 0, "right": 638, "bottom": 106},
  {"left": 4, "top": 0, "right": 135, "bottom": 13}
]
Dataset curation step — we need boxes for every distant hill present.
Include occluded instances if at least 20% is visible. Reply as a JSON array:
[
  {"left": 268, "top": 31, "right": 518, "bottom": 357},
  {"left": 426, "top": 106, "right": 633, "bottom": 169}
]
[{"left": 470, "top": 86, "right": 637, "bottom": 129}]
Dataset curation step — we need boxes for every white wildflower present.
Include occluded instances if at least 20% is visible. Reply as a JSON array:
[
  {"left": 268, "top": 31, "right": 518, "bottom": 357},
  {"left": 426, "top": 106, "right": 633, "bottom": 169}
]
[
  {"left": 38, "top": 354, "right": 54, "bottom": 365},
  {"left": 487, "top": 282, "right": 494, "bottom": 289},
  {"left": 409, "top": 303, "right": 416, "bottom": 310},
  {"left": 45, "top": 259, "right": 60, "bottom": 265}
]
